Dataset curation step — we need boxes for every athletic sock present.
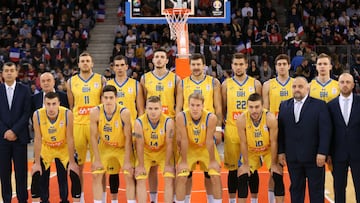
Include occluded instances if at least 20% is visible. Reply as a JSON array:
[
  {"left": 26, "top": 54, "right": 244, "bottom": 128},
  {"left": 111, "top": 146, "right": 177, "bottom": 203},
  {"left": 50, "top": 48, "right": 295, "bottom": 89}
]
[
  {"left": 111, "top": 200, "right": 118, "bottom": 203},
  {"left": 268, "top": 191, "right": 275, "bottom": 203},
  {"left": 207, "top": 195, "right": 214, "bottom": 203},
  {"left": 184, "top": 195, "right": 191, "bottom": 203},
  {"left": 127, "top": 200, "right": 136, "bottom": 203},
  {"left": 251, "top": 197, "right": 258, "bottom": 203},
  {"left": 94, "top": 200, "right": 102, "bottom": 203},
  {"left": 102, "top": 192, "right": 107, "bottom": 203},
  {"left": 80, "top": 192, "right": 85, "bottom": 203},
  {"left": 213, "top": 199, "right": 222, "bottom": 203},
  {"left": 229, "top": 198, "right": 236, "bottom": 203},
  {"left": 150, "top": 192, "right": 158, "bottom": 203}
]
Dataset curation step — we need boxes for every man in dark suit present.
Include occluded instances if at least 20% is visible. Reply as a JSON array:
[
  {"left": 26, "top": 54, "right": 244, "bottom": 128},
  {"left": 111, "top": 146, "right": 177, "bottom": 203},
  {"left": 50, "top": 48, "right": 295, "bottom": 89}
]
[
  {"left": 278, "top": 76, "right": 332, "bottom": 203},
  {"left": 31, "top": 72, "right": 69, "bottom": 203},
  {"left": 327, "top": 73, "right": 360, "bottom": 203},
  {"left": 0, "top": 62, "right": 31, "bottom": 203}
]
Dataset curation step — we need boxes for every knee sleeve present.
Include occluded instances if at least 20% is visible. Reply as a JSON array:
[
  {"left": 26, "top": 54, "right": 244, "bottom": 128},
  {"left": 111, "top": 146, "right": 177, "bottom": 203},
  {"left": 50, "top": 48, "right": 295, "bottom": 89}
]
[
  {"left": 69, "top": 170, "right": 81, "bottom": 198},
  {"left": 109, "top": 174, "right": 120, "bottom": 194},
  {"left": 237, "top": 174, "right": 249, "bottom": 198},
  {"left": 249, "top": 170, "right": 259, "bottom": 194},
  {"left": 228, "top": 170, "right": 238, "bottom": 194},
  {"left": 187, "top": 171, "right": 193, "bottom": 178},
  {"left": 31, "top": 171, "right": 41, "bottom": 198},
  {"left": 204, "top": 171, "right": 210, "bottom": 179},
  {"left": 272, "top": 172, "right": 285, "bottom": 196}
]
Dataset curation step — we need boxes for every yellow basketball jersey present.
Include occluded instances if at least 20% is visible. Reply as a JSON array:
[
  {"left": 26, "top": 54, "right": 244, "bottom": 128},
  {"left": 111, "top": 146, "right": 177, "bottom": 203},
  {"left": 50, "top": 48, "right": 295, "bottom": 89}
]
[
  {"left": 269, "top": 77, "right": 293, "bottom": 115},
  {"left": 225, "top": 76, "right": 256, "bottom": 126},
  {"left": 107, "top": 78, "right": 138, "bottom": 120},
  {"left": 36, "top": 106, "right": 68, "bottom": 148},
  {"left": 183, "top": 75, "right": 214, "bottom": 113},
  {"left": 310, "top": 78, "right": 340, "bottom": 103},
  {"left": 184, "top": 110, "right": 211, "bottom": 147},
  {"left": 137, "top": 113, "right": 170, "bottom": 151},
  {"left": 70, "top": 73, "right": 103, "bottom": 124},
  {"left": 97, "top": 103, "right": 126, "bottom": 148},
  {"left": 245, "top": 109, "right": 270, "bottom": 155},
  {"left": 143, "top": 71, "right": 176, "bottom": 118}
]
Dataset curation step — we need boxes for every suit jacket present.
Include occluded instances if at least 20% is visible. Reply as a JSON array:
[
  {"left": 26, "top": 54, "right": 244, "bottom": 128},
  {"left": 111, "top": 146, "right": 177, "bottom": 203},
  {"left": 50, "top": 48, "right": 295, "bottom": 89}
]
[
  {"left": 0, "top": 82, "right": 31, "bottom": 144},
  {"left": 328, "top": 95, "right": 360, "bottom": 162},
  {"left": 278, "top": 96, "right": 332, "bottom": 163},
  {"left": 31, "top": 90, "right": 69, "bottom": 114}
]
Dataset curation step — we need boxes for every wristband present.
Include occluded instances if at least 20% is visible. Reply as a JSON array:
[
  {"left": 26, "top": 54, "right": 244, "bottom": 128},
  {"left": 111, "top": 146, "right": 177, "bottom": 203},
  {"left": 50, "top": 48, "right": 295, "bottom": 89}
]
[{"left": 216, "top": 126, "right": 222, "bottom": 132}]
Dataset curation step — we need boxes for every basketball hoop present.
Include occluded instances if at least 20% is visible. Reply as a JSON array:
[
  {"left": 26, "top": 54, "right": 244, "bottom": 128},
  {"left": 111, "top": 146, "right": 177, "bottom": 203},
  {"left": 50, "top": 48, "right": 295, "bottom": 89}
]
[{"left": 163, "top": 8, "right": 191, "bottom": 40}]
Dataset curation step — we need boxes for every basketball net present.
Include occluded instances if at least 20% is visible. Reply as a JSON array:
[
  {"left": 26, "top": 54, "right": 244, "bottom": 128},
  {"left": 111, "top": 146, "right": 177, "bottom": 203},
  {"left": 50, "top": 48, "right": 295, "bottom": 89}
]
[{"left": 164, "top": 8, "right": 191, "bottom": 78}]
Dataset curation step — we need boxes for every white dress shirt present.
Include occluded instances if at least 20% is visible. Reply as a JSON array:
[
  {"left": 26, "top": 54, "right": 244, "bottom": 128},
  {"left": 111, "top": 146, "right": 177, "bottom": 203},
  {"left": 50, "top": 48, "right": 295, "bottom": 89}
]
[
  {"left": 294, "top": 95, "right": 308, "bottom": 122},
  {"left": 339, "top": 93, "right": 353, "bottom": 124}
]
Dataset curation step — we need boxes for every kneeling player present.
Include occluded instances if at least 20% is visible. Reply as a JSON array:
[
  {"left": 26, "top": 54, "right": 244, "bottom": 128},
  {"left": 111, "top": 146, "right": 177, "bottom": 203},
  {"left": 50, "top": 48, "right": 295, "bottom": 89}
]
[
  {"left": 237, "top": 93, "right": 284, "bottom": 203},
  {"left": 90, "top": 85, "right": 136, "bottom": 203},
  {"left": 31, "top": 92, "right": 81, "bottom": 203},
  {"left": 134, "top": 96, "right": 175, "bottom": 203}
]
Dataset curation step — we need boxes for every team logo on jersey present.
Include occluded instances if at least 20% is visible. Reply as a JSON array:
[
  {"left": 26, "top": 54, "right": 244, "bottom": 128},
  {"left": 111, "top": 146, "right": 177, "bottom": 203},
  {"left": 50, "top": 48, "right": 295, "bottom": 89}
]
[
  {"left": 201, "top": 124, "right": 205, "bottom": 130},
  {"left": 168, "top": 81, "right": 173, "bottom": 88},
  {"left": 206, "top": 84, "right": 210, "bottom": 91},
  {"left": 94, "top": 82, "right": 100, "bottom": 88},
  {"left": 264, "top": 125, "right": 269, "bottom": 132},
  {"left": 115, "top": 121, "right": 119, "bottom": 128},
  {"left": 332, "top": 87, "right": 338, "bottom": 94},
  {"left": 249, "top": 86, "right": 254, "bottom": 92},
  {"left": 128, "top": 87, "right": 133, "bottom": 93},
  {"left": 59, "top": 121, "right": 64, "bottom": 128},
  {"left": 232, "top": 112, "right": 242, "bottom": 120},
  {"left": 160, "top": 129, "right": 164, "bottom": 135}
]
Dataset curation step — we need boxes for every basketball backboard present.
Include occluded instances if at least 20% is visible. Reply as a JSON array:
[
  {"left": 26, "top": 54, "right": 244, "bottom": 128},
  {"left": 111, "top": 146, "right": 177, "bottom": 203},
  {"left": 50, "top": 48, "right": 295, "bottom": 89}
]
[{"left": 125, "top": 0, "right": 230, "bottom": 24}]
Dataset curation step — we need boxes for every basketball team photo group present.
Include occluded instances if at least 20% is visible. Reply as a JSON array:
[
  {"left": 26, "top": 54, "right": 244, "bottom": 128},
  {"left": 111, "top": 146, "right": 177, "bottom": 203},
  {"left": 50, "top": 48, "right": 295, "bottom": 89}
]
[{"left": 1, "top": 0, "right": 360, "bottom": 203}]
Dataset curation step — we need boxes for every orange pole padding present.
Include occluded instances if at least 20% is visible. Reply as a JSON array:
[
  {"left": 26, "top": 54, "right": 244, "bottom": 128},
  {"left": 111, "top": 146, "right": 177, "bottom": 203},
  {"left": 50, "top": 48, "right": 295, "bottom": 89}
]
[{"left": 175, "top": 58, "right": 191, "bottom": 79}]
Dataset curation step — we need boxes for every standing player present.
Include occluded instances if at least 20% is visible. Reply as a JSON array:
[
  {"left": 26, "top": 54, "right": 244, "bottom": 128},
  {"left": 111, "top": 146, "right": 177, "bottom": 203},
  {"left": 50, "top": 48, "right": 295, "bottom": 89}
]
[
  {"left": 31, "top": 92, "right": 81, "bottom": 203},
  {"left": 310, "top": 53, "right": 340, "bottom": 103},
  {"left": 175, "top": 53, "right": 223, "bottom": 203},
  {"left": 107, "top": 55, "right": 144, "bottom": 119},
  {"left": 175, "top": 92, "right": 222, "bottom": 203},
  {"left": 263, "top": 54, "right": 293, "bottom": 116},
  {"left": 262, "top": 54, "right": 293, "bottom": 203},
  {"left": 133, "top": 96, "right": 175, "bottom": 203},
  {"left": 140, "top": 48, "right": 180, "bottom": 203},
  {"left": 67, "top": 52, "right": 106, "bottom": 202},
  {"left": 221, "top": 53, "right": 261, "bottom": 203},
  {"left": 90, "top": 85, "right": 135, "bottom": 203},
  {"left": 236, "top": 93, "right": 284, "bottom": 203}
]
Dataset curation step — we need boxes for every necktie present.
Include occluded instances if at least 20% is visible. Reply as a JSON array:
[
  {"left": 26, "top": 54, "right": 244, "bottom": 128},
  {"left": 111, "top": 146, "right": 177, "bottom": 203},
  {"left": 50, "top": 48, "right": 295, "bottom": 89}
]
[
  {"left": 294, "top": 101, "right": 302, "bottom": 122},
  {"left": 343, "top": 98, "right": 349, "bottom": 124},
  {"left": 7, "top": 87, "right": 13, "bottom": 109}
]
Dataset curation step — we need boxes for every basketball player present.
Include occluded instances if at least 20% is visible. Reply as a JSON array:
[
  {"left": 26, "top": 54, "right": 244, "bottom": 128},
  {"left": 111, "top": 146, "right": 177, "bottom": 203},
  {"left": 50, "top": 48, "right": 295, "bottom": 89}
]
[
  {"left": 310, "top": 53, "right": 340, "bottom": 103},
  {"left": 107, "top": 55, "right": 144, "bottom": 119},
  {"left": 31, "top": 92, "right": 81, "bottom": 203},
  {"left": 237, "top": 93, "right": 284, "bottom": 203},
  {"left": 90, "top": 85, "right": 135, "bottom": 203},
  {"left": 263, "top": 54, "right": 293, "bottom": 116},
  {"left": 175, "top": 53, "right": 223, "bottom": 203},
  {"left": 221, "top": 53, "right": 261, "bottom": 203},
  {"left": 175, "top": 92, "right": 222, "bottom": 203},
  {"left": 133, "top": 96, "right": 175, "bottom": 203},
  {"left": 140, "top": 48, "right": 180, "bottom": 203},
  {"left": 262, "top": 54, "right": 293, "bottom": 203},
  {"left": 67, "top": 52, "right": 106, "bottom": 202}
]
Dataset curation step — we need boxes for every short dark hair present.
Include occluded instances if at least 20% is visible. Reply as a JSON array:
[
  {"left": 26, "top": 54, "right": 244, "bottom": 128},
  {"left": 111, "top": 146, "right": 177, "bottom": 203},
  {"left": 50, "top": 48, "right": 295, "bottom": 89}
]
[
  {"left": 247, "top": 93, "right": 263, "bottom": 104},
  {"left": 102, "top": 85, "right": 117, "bottom": 96},
  {"left": 153, "top": 48, "right": 168, "bottom": 58},
  {"left": 275, "top": 54, "right": 290, "bottom": 64},
  {"left": 113, "top": 55, "right": 128, "bottom": 64},
  {"left": 232, "top": 53, "right": 248, "bottom": 63},
  {"left": 44, "top": 92, "right": 60, "bottom": 100},
  {"left": 190, "top": 53, "right": 206, "bottom": 64}
]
